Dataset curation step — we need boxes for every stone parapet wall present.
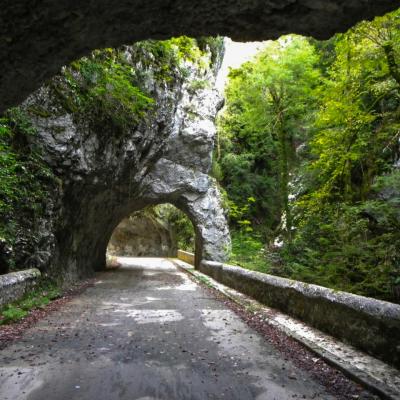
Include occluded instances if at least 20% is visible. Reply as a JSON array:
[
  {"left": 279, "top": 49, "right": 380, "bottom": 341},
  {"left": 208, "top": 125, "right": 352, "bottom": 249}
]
[
  {"left": 0, "top": 269, "right": 41, "bottom": 307},
  {"left": 177, "top": 250, "right": 195, "bottom": 266},
  {"left": 198, "top": 259, "right": 400, "bottom": 368}
]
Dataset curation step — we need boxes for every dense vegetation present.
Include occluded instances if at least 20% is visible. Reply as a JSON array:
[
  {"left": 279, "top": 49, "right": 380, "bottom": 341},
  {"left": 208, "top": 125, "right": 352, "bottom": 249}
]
[
  {"left": 216, "top": 10, "right": 400, "bottom": 302},
  {"left": 0, "top": 280, "right": 60, "bottom": 324},
  {"left": 133, "top": 204, "right": 195, "bottom": 252},
  {"left": 156, "top": 205, "right": 195, "bottom": 252},
  {"left": 0, "top": 108, "right": 57, "bottom": 273}
]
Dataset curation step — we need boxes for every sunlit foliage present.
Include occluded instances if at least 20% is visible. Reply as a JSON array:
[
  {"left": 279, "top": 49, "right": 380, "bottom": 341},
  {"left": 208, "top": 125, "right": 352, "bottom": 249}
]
[{"left": 218, "top": 10, "right": 400, "bottom": 301}]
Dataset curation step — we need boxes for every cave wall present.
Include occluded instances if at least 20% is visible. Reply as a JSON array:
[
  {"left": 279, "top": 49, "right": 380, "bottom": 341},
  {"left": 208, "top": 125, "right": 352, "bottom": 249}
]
[
  {"left": 10, "top": 40, "right": 230, "bottom": 282},
  {"left": 1, "top": 1, "right": 399, "bottom": 113},
  {"left": 107, "top": 213, "right": 177, "bottom": 258}
]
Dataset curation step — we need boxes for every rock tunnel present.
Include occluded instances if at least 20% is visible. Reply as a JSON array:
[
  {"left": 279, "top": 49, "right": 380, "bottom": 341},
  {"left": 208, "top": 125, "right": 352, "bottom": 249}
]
[
  {"left": 14, "top": 41, "right": 230, "bottom": 281},
  {"left": 106, "top": 205, "right": 183, "bottom": 259},
  {"left": 1, "top": 1, "right": 399, "bottom": 281}
]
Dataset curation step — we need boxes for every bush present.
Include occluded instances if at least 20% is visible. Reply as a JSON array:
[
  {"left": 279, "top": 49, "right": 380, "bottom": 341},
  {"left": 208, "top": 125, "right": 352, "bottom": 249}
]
[
  {"left": 0, "top": 306, "right": 27, "bottom": 324},
  {"left": 229, "top": 230, "right": 269, "bottom": 273}
]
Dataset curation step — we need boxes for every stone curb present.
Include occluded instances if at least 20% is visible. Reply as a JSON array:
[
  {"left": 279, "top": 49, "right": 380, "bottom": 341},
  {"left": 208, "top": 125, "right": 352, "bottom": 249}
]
[{"left": 172, "top": 259, "right": 400, "bottom": 400}]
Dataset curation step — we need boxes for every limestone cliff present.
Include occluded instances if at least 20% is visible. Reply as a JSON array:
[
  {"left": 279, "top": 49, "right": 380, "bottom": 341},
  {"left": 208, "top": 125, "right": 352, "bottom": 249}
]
[{"left": 1, "top": 38, "right": 230, "bottom": 281}]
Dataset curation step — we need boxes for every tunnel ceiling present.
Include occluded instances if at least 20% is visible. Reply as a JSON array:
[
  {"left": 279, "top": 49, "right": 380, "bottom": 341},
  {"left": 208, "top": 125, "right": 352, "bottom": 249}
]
[{"left": 1, "top": 0, "right": 399, "bottom": 113}]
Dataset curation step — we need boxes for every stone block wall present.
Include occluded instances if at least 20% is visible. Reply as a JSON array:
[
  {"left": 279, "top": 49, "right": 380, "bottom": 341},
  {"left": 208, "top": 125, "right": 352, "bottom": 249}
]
[
  {"left": 0, "top": 269, "right": 41, "bottom": 307},
  {"left": 177, "top": 250, "right": 195, "bottom": 266}
]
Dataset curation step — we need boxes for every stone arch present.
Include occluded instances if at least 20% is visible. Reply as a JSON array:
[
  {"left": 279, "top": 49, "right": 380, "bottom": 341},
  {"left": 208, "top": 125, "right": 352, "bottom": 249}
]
[
  {"left": 0, "top": 1, "right": 398, "bottom": 113},
  {"left": 67, "top": 171, "right": 230, "bottom": 277},
  {"left": 103, "top": 184, "right": 229, "bottom": 269},
  {"left": 47, "top": 162, "right": 231, "bottom": 281},
  {"left": 15, "top": 41, "right": 230, "bottom": 281}
]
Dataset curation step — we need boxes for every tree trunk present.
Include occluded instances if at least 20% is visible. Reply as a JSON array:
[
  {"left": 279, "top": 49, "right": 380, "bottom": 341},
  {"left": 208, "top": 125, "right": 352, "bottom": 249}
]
[
  {"left": 383, "top": 42, "right": 400, "bottom": 87},
  {"left": 277, "top": 117, "right": 292, "bottom": 243}
]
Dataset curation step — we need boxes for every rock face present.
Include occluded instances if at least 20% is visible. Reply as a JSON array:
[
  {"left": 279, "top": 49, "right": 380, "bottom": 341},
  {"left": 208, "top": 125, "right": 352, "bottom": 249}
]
[
  {"left": 12, "top": 40, "right": 230, "bottom": 282},
  {"left": 107, "top": 212, "right": 177, "bottom": 258},
  {"left": 1, "top": 1, "right": 399, "bottom": 113}
]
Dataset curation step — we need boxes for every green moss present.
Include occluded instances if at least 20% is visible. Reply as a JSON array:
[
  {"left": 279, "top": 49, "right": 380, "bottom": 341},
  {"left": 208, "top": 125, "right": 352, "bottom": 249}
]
[
  {"left": 188, "top": 79, "right": 210, "bottom": 93},
  {"left": 195, "top": 274, "right": 213, "bottom": 288},
  {"left": 0, "top": 280, "right": 61, "bottom": 325},
  {"left": 52, "top": 48, "right": 156, "bottom": 133},
  {"left": 49, "top": 36, "right": 219, "bottom": 134},
  {"left": 27, "top": 105, "right": 52, "bottom": 118},
  {"left": 196, "top": 36, "right": 225, "bottom": 67}
]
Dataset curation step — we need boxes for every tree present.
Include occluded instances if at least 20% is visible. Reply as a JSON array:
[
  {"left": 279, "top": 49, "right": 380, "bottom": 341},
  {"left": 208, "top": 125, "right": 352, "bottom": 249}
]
[{"left": 218, "top": 36, "right": 321, "bottom": 241}]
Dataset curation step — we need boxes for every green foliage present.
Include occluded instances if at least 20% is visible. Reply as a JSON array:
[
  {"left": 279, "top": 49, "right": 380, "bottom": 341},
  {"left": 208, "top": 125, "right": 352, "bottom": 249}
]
[
  {"left": 0, "top": 306, "right": 27, "bottom": 324},
  {"left": 227, "top": 196, "right": 256, "bottom": 231},
  {"left": 196, "top": 36, "right": 225, "bottom": 70},
  {"left": 156, "top": 205, "right": 195, "bottom": 252},
  {"left": 56, "top": 48, "right": 155, "bottom": 132},
  {"left": 217, "top": 36, "right": 320, "bottom": 238},
  {"left": 219, "top": 10, "right": 400, "bottom": 302},
  {"left": 0, "top": 280, "right": 61, "bottom": 325},
  {"left": 188, "top": 79, "right": 210, "bottom": 93},
  {"left": 282, "top": 10, "right": 400, "bottom": 301},
  {"left": 125, "top": 36, "right": 216, "bottom": 84},
  {"left": 0, "top": 108, "right": 55, "bottom": 261},
  {"left": 277, "top": 196, "right": 399, "bottom": 299},
  {"left": 52, "top": 36, "right": 220, "bottom": 133},
  {"left": 229, "top": 230, "right": 269, "bottom": 273}
]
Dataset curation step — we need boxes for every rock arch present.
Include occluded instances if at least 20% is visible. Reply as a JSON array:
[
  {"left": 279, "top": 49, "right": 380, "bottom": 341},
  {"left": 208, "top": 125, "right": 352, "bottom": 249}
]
[
  {"left": 51, "top": 161, "right": 230, "bottom": 280},
  {"left": 17, "top": 42, "right": 230, "bottom": 281},
  {"left": 0, "top": 1, "right": 398, "bottom": 113}
]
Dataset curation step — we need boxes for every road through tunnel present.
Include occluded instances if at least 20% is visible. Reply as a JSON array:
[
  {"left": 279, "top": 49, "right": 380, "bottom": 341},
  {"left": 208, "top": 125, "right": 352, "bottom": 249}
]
[
  {"left": 1, "top": 1, "right": 399, "bottom": 287},
  {"left": 50, "top": 157, "right": 231, "bottom": 281},
  {"left": 104, "top": 199, "right": 227, "bottom": 272}
]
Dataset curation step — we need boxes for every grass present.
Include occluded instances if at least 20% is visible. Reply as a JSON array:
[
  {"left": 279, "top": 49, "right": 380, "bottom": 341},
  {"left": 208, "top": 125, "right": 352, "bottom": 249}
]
[
  {"left": 0, "top": 281, "right": 61, "bottom": 325},
  {"left": 229, "top": 230, "right": 270, "bottom": 273},
  {"left": 195, "top": 274, "right": 213, "bottom": 288}
]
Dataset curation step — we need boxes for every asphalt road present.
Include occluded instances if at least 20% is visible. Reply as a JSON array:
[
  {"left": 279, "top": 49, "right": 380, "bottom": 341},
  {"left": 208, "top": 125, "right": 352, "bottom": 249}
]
[{"left": 0, "top": 258, "right": 337, "bottom": 400}]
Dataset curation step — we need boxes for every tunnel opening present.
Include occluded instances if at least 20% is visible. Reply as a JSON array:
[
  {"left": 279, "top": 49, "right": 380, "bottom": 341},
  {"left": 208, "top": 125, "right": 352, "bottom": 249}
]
[{"left": 106, "top": 204, "right": 195, "bottom": 266}]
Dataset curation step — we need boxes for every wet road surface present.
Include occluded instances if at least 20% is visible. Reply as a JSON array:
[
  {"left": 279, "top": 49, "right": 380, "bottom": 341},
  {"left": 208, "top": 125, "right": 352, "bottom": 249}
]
[{"left": 0, "top": 258, "right": 337, "bottom": 400}]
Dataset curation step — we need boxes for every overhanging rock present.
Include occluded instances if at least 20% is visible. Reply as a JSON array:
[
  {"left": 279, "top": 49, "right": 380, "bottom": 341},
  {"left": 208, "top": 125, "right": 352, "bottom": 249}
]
[{"left": 1, "top": 1, "right": 399, "bottom": 112}]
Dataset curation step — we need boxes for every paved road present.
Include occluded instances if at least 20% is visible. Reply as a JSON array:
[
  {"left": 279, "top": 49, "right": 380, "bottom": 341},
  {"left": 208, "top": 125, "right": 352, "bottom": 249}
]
[{"left": 0, "top": 258, "right": 336, "bottom": 400}]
